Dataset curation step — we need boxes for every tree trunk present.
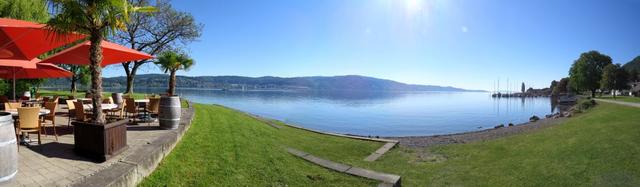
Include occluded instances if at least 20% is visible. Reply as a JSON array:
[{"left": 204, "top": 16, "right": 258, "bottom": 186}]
[
  {"left": 123, "top": 62, "right": 141, "bottom": 94},
  {"left": 70, "top": 78, "right": 77, "bottom": 93},
  {"left": 125, "top": 72, "right": 135, "bottom": 94},
  {"left": 591, "top": 90, "right": 596, "bottom": 98},
  {"left": 168, "top": 70, "right": 176, "bottom": 96},
  {"left": 89, "top": 31, "right": 105, "bottom": 124}
]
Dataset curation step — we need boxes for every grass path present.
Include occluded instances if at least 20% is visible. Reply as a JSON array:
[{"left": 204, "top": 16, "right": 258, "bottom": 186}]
[
  {"left": 142, "top": 102, "right": 640, "bottom": 186},
  {"left": 597, "top": 95, "right": 640, "bottom": 103}
]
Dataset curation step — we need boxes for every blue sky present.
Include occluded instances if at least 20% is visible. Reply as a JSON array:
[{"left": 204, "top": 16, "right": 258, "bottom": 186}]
[{"left": 103, "top": 0, "right": 640, "bottom": 91}]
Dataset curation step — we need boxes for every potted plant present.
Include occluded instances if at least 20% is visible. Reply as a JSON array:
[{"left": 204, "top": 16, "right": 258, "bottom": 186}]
[
  {"left": 47, "top": 0, "right": 154, "bottom": 162},
  {"left": 154, "top": 51, "right": 194, "bottom": 129}
]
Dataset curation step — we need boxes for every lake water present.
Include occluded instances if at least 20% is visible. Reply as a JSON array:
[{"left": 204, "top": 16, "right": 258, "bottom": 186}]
[{"left": 107, "top": 88, "right": 558, "bottom": 137}]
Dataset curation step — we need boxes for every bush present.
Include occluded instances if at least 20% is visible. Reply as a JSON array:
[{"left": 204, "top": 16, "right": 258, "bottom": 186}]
[{"left": 577, "top": 99, "right": 597, "bottom": 111}]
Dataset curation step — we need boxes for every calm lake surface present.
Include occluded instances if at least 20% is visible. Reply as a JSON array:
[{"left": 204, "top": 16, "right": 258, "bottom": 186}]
[{"left": 110, "top": 88, "right": 558, "bottom": 137}]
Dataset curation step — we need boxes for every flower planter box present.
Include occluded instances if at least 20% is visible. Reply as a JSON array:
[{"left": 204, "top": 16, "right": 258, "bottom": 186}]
[{"left": 73, "top": 119, "right": 129, "bottom": 162}]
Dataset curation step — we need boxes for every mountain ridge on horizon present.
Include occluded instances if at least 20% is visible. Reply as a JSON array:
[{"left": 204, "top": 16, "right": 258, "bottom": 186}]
[{"left": 45, "top": 74, "right": 486, "bottom": 92}]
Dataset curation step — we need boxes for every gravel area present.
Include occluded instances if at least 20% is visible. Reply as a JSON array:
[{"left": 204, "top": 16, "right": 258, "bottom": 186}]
[{"left": 388, "top": 117, "right": 568, "bottom": 148}]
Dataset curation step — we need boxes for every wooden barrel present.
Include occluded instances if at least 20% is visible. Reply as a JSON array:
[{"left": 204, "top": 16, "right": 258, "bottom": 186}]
[
  {"left": 159, "top": 96, "right": 181, "bottom": 130},
  {"left": 0, "top": 112, "right": 17, "bottom": 185}
]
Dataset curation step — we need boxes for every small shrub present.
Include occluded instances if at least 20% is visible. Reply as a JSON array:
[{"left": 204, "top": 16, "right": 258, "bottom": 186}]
[{"left": 577, "top": 99, "right": 597, "bottom": 111}]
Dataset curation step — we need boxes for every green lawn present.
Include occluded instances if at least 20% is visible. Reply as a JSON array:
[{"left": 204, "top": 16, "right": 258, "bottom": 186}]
[
  {"left": 142, "top": 102, "right": 640, "bottom": 186},
  {"left": 140, "top": 104, "right": 381, "bottom": 186},
  {"left": 598, "top": 95, "right": 640, "bottom": 103}
]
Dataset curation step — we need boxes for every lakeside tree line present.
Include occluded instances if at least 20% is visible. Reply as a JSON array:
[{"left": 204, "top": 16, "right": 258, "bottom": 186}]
[{"left": 551, "top": 51, "right": 640, "bottom": 98}]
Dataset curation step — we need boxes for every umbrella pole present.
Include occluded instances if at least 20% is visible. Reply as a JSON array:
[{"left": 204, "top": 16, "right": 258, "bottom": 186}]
[{"left": 12, "top": 67, "right": 16, "bottom": 101}]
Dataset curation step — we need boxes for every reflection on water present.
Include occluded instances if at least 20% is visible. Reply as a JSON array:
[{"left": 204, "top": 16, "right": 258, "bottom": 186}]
[{"left": 104, "top": 88, "right": 558, "bottom": 137}]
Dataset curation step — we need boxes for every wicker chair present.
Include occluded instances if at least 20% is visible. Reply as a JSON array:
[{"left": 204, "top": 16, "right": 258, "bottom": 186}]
[
  {"left": 125, "top": 98, "right": 138, "bottom": 121},
  {"left": 73, "top": 101, "right": 91, "bottom": 122},
  {"left": 17, "top": 107, "right": 42, "bottom": 146},
  {"left": 145, "top": 98, "right": 160, "bottom": 117},
  {"left": 66, "top": 99, "right": 77, "bottom": 126},
  {"left": 4, "top": 102, "right": 21, "bottom": 110},
  {"left": 41, "top": 102, "right": 58, "bottom": 141}
]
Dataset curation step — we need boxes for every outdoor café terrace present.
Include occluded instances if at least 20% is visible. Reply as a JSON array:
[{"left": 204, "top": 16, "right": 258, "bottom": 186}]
[
  {"left": 0, "top": 18, "right": 190, "bottom": 187},
  {"left": 3, "top": 94, "right": 193, "bottom": 186}
]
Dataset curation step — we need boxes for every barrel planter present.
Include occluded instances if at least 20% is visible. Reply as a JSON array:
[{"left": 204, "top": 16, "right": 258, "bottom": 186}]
[
  {"left": 0, "top": 112, "right": 17, "bottom": 185},
  {"left": 73, "top": 119, "right": 129, "bottom": 162},
  {"left": 159, "top": 96, "right": 181, "bottom": 130}
]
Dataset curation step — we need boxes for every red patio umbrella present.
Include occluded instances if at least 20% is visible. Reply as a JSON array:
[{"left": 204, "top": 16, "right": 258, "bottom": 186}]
[
  {"left": 0, "top": 61, "right": 72, "bottom": 79},
  {"left": 0, "top": 58, "right": 72, "bottom": 100},
  {"left": 0, "top": 18, "right": 85, "bottom": 60},
  {"left": 39, "top": 40, "right": 153, "bottom": 67}
]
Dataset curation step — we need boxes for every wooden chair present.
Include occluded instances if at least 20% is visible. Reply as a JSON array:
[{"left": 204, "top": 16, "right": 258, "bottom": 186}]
[
  {"left": 4, "top": 102, "right": 21, "bottom": 110},
  {"left": 17, "top": 107, "right": 42, "bottom": 146},
  {"left": 66, "top": 99, "right": 77, "bottom": 126},
  {"left": 125, "top": 98, "right": 138, "bottom": 121},
  {"left": 73, "top": 101, "right": 91, "bottom": 122},
  {"left": 41, "top": 102, "right": 58, "bottom": 141},
  {"left": 52, "top": 96, "right": 60, "bottom": 104}
]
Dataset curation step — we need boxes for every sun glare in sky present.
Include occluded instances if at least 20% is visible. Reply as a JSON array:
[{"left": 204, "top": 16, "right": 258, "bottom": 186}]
[{"left": 405, "top": 0, "right": 423, "bottom": 15}]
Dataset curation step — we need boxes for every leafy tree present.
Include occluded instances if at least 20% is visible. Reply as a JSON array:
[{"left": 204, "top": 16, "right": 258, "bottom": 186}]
[
  {"left": 113, "top": 0, "right": 202, "bottom": 94},
  {"left": 47, "top": 0, "right": 154, "bottom": 124},
  {"left": 155, "top": 51, "right": 194, "bottom": 96},
  {"left": 549, "top": 80, "right": 558, "bottom": 95},
  {"left": 0, "top": 0, "right": 49, "bottom": 23},
  {"left": 58, "top": 64, "right": 90, "bottom": 93},
  {"left": 600, "top": 64, "right": 629, "bottom": 98},
  {"left": 629, "top": 69, "right": 639, "bottom": 82},
  {"left": 553, "top": 78, "right": 570, "bottom": 95},
  {"left": 569, "top": 51, "right": 612, "bottom": 97},
  {"left": 601, "top": 64, "right": 618, "bottom": 97},
  {"left": 0, "top": 0, "right": 49, "bottom": 98}
]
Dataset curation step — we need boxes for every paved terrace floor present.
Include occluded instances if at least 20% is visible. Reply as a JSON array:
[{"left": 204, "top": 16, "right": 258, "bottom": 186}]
[{"left": 9, "top": 106, "right": 172, "bottom": 187}]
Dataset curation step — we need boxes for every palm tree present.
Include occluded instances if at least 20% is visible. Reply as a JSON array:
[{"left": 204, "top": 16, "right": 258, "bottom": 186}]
[
  {"left": 155, "top": 51, "right": 194, "bottom": 96},
  {"left": 46, "top": 0, "right": 153, "bottom": 124}
]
